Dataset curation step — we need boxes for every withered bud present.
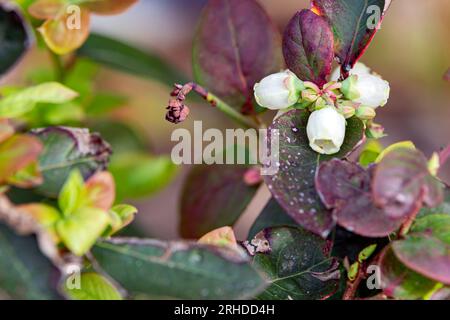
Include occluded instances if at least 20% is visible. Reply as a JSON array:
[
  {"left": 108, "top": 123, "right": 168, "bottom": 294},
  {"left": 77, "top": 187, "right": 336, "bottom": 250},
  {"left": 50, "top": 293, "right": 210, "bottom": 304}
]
[{"left": 166, "top": 99, "right": 190, "bottom": 124}]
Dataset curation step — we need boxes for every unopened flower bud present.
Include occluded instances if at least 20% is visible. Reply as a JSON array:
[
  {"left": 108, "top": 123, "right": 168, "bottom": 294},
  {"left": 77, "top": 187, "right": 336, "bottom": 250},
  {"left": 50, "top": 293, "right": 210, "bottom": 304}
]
[
  {"left": 337, "top": 103, "right": 356, "bottom": 119},
  {"left": 342, "top": 73, "right": 390, "bottom": 109},
  {"left": 307, "top": 107, "right": 346, "bottom": 155},
  {"left": 366, "top": 122, "right": 386, "bottom": 139},
  {"left": 355, "top": 106, "right": 376, "bottom": 120},
  {"left": 254, "top": 70, "right": 304, "bottom": 110}
]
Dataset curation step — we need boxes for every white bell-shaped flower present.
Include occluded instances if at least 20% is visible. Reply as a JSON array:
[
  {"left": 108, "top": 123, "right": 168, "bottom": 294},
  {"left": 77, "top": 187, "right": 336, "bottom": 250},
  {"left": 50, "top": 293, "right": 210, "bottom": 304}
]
[
  {"left": 254, "top": 70, "right": 303, "bottom": 110},
  {"left": 307, "top": 107, "right": 346, "bottom": 155},
  {"left": 350, "top": 73, "right": 390, "bottom": 109}
]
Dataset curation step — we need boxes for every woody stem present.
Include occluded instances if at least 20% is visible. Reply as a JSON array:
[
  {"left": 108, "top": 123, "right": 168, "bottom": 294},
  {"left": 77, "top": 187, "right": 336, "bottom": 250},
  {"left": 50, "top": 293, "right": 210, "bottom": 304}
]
[{"left": 185, "top": 82, "right": 259, "bottom": 129}]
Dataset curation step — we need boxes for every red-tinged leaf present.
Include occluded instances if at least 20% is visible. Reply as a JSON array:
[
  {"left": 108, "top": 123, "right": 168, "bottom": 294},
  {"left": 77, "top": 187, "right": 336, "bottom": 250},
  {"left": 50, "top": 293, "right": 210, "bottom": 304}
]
[
  {"left": 282, "top": 9, "right": 334, "bottom": 86},
  {"left": 378, "top": 246, "right": 437, "bottom": 300},
  {"left": 82, "top": 0, "right": 138, "bottom": 15},
  {"left": 0, "top": 120, "right": 14, "bottom": 143},
  {"left": 372, "top": 148, "right": 444, "bottom": 219},
  {"left": 0, "top": 135, "right": 43, "bottom": 184},
  {"left": 180, "top": 164, "right": 258, "bottom": 239},
  {"left": 85, "top": 171, "right": 115, "bottom": 211},
  {"left": 7, "top": 163, "right": 43, "bottom": 188},
  {"left": 198, "top": 226, "right": 239, "bottom": 250},
  {"left": 38, "top": 7, "right": 91, "bottom": 55},
  {"left": 316, "top": 159, "right": 404, "bottom": 237},
  {"left": 392, "top": 214, "right": 450, "bottom": 285},
  {"left": 193, "top": 0, "right": 283, "bottom": 113},
  {"left": 263, "top": 110, "right": 364, "bottom": 238},
  {"left": 312, "top": 0, "right": 388, "bottom": 76},
  {"left": 28, "top": 0, "right": 65, "bottom": 20}
]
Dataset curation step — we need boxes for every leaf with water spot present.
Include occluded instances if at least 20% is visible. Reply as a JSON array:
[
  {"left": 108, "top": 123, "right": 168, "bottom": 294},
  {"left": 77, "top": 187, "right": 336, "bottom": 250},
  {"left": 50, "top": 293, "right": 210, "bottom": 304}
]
[
  {"left": 263, "top": 110, "right": 364, "bottom": 238},
  {"left": 372, "top": 148, "right": 444, "bottom": 219},
  {"left": 193, "top": 0, "right": 283, "bottom": 113},
  {"left": 248, "top": 198, "right": 298, "bottom": 239},
  {"left": 316, "top": 159, "right": 405, "bottom": 237},
  {"left": 91, "top": 238, "right": 267, "bottom": 299},
  {"left": 252, "top": 227, "right": 340, "bottom": 300}
]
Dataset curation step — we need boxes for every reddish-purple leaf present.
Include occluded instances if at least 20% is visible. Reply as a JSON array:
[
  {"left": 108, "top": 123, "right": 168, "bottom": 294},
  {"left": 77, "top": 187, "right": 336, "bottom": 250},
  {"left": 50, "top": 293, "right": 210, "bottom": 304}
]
[
  {"left": 378, "top": 246, "right": 437, "bottom": 299},
  {"left": 282, "top": 9, "right": 334, "bottom": 86},
  {"left": 372, "top": 148, "right": 444, "bottom": 219},
  {"left": 316, "top": 159, "right": 404, "bottom": 237},
  {"left": 193, "top": 0, "right": 283, "bottom": 113},
  {"left": 392, "top": 214, "right": 450, "bottom": 285},
  {"left": 263, "top": 110, "right": 364, "bottom": 238},
  {"left": 312, "top": 0, "right": 388, "bottom": 77},
  {"left": 180, "top": 164, "right": 259, "bottom": 239}
]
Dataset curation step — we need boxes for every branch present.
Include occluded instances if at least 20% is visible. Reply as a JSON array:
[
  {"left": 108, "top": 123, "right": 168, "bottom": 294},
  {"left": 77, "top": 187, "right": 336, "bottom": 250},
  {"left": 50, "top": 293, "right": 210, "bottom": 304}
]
[{"left": 166, "top": 82, "right": 259, "bottom": 129}]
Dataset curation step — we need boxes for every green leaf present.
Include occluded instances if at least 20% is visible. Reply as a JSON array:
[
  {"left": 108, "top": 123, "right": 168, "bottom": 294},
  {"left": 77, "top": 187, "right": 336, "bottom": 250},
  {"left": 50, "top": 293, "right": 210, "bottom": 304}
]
[
  {"left": 263, "top": 110, "right": 364, "bottom": 237},
  {"left": 0, "top": 82, "right": 78, "bottom": 118},
  {"left": 78, "top": 33, "right": 187, "bottom": 86},
  {"left": 109, "top": 204, "right": 137, "bottom": 228},
  {"left": 86, "top": 92, "right": 127, "bottom": 116},
  {"left": 63, "top": 272, "right": 122, "bottom": 300},
  {"left": 32, "top": 127, "right": 112, "bottom": 197},
  {"left": 193, "top": 0, "right": 283, "bottom": 112},
  {"left": 56, "top": 206, "right": 110, "bottom": 256},
  {"left": 359, "top": 140, "right": 383, "bottom": 167},
  {"left": 58, "top": 170, "right": 85, "bottom": 215},
  {"left": 110, "top": 153, "right": 178, "bottom": 201},
  {"left": 0, "top": 3, "right": 32, "bottom": 76},
  {"left": 0, "top": 224, "right": 60, "bottom": 299},
  {"left": 180, "top": 164, "right": 258, "bottom": 239},
  {"left": 92, "top": 238, "right": 267, "bottom": 299},
  {"left": 252, "top": 227, "right": 340, "bottom": 300},
  {"left": 248, "top": 198, "right": 298, "bottom": 239}
]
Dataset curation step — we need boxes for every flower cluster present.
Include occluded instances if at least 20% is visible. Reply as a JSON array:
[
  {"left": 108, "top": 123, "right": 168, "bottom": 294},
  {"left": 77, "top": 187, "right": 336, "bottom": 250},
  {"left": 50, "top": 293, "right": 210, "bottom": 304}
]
[{"left": 254, "top": 63, "right": 390, "bottom": 154}]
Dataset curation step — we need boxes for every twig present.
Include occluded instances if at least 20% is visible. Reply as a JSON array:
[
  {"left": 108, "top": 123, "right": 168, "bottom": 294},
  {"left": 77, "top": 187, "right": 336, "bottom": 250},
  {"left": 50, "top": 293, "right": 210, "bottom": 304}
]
[
  {"left": 166, "top": 82, "right": 259, "bottom": 129},
  {"left": 343, "top": 266, "right": 365, "bottom": 300}
]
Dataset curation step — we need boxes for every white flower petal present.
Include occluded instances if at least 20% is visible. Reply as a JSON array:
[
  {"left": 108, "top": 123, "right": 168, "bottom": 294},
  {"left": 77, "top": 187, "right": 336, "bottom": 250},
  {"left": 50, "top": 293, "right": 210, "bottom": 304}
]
[
  {"left": 306, "top": 107, "right": 346, "bottom": 155},
  {"left": 254, "top": 70, "right": 302, "bottom": 110},
  {"left": 330, "top": 62, "right": 371, "bottom": 81}
]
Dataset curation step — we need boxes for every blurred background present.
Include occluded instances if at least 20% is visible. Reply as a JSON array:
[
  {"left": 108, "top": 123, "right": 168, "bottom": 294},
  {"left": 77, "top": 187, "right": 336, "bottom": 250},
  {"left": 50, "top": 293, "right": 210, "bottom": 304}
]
[{"left": 4, "top": 0, "right": 450, "bottom": 239}]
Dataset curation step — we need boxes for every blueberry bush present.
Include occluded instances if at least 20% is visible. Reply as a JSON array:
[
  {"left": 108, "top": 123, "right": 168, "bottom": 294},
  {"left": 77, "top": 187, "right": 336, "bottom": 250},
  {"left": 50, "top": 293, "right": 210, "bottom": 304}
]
[{"left": 0, "top": 0, "right": 449, "bottom": 300}]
